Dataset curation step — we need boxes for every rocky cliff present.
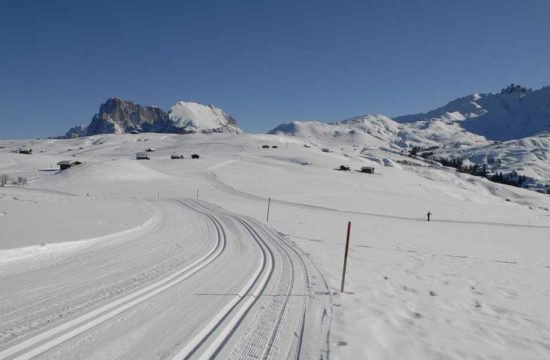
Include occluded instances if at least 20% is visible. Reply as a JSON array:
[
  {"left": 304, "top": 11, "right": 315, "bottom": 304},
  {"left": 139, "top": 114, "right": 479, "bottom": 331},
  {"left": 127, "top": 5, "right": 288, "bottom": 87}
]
[{"left": 86, "top": 98, "right": 169, "bottom": 136}]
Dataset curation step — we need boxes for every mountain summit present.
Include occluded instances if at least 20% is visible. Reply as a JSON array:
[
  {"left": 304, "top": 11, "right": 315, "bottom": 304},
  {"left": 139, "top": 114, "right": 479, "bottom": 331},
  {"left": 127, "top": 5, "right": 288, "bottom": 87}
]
[
  {"left": 394, "top": 84, "right": 550, "bottom": 141},
  {"left": 64, "top": 98, "right": 241, "bottom": 137},
  {"left": 86, "top": 98, "right": 168, "bottom": 136},
  {"left": 168, "top": 101, "right": 241, "bottom": 134}
]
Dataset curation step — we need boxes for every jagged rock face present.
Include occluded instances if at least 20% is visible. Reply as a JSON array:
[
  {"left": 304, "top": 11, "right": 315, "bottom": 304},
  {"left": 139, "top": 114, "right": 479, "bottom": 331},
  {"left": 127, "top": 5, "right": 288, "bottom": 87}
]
[{"left": 86, "top": 98, "right": 168, "bottom": 136}]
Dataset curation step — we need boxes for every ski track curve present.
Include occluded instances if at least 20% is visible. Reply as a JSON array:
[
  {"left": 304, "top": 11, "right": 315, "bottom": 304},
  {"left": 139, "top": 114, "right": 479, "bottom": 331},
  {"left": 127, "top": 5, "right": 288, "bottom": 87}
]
[
  {"left": 0, "top": 199, "right": 331, "bottom": 360},
  {"left": 0, "top": 201, "right": 225, "bottom": 360}
]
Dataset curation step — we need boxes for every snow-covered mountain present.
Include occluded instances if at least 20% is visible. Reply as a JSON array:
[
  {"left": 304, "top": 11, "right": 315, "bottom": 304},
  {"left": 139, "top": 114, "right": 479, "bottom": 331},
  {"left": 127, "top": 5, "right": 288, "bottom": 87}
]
[
  {"left": 395, "top": 84, "right": 550, "bottom": 141},
  {"left": 64, "top": 98, "right": 241, "bottom": 137},
  {"left": 269, "top": 114, "right": 488, "bottom": 150},
  {"left": 168, "top": 101, "right": 241, "bottom": 134}
]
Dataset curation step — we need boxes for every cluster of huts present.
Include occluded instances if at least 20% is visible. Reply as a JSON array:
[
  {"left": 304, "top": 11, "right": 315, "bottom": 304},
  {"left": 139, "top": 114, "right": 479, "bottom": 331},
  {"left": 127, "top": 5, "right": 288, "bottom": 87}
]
[
  {"left": 339, "top": 165, "right": 375, "bottom": 174},
  {"left": 136, "top": 152, "right": 200, "bottom": 160}
]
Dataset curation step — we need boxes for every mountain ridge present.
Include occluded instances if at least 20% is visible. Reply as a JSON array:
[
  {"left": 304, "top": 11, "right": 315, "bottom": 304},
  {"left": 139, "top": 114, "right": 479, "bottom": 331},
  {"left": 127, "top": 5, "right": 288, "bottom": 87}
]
[
  {"left": 64, "top": 98, "right": 242, "bottom": 138},
  {"left": 394, "top": 84, "right": 550, "bottom": 141}
]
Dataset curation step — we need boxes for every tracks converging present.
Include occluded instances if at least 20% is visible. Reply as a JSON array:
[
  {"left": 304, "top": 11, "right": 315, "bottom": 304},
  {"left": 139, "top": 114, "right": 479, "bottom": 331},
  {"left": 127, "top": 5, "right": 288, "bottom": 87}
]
[{"left": 0, "top": 199, "right": 330, "bottom": 360}]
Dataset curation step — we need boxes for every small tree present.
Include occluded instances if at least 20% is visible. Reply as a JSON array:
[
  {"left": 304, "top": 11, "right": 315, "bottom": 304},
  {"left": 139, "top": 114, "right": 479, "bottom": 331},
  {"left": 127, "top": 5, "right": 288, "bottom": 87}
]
[
  {"left": 16, "top": 176, "right": 27, "bottom": 185},
  {"left": 0, "top": 174, "right": 9, "bottom": 187}
]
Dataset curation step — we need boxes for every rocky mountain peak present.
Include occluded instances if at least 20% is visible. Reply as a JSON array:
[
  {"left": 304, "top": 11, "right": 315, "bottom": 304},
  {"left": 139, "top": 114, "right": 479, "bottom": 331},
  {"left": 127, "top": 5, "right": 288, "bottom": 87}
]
[{"left": 64, "top": 98, "right": 241, "bottom": 137}]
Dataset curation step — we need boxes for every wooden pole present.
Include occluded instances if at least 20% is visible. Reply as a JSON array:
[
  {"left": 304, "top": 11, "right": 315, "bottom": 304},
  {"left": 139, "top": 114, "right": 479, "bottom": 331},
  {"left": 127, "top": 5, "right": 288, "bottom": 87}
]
[
  {"left": 196, "top": 188, "right": 199, "bottom": 200},
  {"left": 266, "top": 197, "right": 271, "bottom": 222},
  {"left": 340, "top": 221, "right": 352, "bottom": 293}
]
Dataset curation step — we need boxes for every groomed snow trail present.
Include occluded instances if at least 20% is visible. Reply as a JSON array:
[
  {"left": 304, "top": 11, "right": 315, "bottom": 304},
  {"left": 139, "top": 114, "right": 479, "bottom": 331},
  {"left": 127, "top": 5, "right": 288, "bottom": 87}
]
[{"left": 0, "top": 200, "right": 331, "bottom": 359}]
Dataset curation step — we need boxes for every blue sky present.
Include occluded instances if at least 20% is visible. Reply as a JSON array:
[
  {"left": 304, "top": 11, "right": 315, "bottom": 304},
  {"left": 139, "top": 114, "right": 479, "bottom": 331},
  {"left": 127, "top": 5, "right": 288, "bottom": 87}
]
[{"left": 1, "top": 0, "right": 549, "bottom": 138}]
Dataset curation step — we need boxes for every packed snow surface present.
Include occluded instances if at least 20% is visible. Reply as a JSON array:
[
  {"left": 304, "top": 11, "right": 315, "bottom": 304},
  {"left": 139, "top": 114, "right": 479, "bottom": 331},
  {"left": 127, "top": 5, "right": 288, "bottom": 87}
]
[{"left": 1, "top": 133, "right": 549, "bottom": 359}]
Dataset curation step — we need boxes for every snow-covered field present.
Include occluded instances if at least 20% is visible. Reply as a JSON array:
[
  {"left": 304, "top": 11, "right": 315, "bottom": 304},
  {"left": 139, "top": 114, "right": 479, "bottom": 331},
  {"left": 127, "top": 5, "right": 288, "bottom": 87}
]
[{"left": 1, "top": 133, "right": 549, "bottom": 359}]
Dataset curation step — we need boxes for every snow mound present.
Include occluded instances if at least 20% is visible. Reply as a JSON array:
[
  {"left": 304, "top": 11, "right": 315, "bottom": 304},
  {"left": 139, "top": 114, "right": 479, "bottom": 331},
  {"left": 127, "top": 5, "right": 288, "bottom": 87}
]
[
  {"left": 168, "top": 101, "right": 242, "bottom": 134},
  {"left": 383, "top": 158, "right": 401, "bottom": 168},
  {"left": 57, "top": 159, "right": 173, "bottom": 182}
]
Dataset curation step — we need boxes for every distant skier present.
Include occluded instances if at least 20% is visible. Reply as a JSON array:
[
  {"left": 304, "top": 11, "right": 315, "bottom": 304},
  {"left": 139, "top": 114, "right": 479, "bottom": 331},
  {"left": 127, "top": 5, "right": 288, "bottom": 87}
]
[{"left": 427, "top": 211, "right": 431, "bottom": 222}]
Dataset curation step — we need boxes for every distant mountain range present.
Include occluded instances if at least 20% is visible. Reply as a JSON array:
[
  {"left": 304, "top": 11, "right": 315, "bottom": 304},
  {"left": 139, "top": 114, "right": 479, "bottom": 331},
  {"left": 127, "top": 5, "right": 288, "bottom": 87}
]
[
  {"left": 271, "top": 84, "right": 550, "bottom": 143},
  {"left": 65, "top": 98, "right": 241, "bottom": 138},
  {"left": 67, "top": 84, "right": 550, "bottom": 142},
  {"left": 394, "top": 84, "right": 550, "bottom": 141},
  {"left": 268, "top": 84, "right": 550, "bottom": 188}
]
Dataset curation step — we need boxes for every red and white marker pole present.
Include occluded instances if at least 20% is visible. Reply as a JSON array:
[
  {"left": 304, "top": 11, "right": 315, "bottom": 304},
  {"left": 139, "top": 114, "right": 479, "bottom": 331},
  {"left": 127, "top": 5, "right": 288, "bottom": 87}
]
[{"left": 340, "top": 221, "right": 352, "bottom": 293}]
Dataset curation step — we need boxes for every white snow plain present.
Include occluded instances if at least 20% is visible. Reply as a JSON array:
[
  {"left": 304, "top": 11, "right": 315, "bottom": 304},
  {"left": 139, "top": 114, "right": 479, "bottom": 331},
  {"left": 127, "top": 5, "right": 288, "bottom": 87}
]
[{"left": 0, "top": 133, "right": 549, "bottom": 359}]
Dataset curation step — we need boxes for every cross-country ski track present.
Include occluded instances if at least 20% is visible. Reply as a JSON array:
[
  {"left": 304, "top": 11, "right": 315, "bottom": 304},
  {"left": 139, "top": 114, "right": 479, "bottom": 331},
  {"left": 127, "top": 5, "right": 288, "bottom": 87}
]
[{"left": 0, "top": 199, "right": 331, "bottom": 359}]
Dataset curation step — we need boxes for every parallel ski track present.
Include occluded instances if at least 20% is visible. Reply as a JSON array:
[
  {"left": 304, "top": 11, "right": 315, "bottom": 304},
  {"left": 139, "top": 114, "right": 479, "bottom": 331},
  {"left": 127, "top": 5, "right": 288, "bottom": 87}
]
[
  {"left": 233, "top": 218, "right": 305, "bottom": 360},
  {"left": 1, "top": 199, "right": 325, "bottom": 360},
  {"left": 170, "top": 201, "right": 310, "bottom": 360},
  {"left": 228, "top": 216, "right": 300, "bottom": 360},
  {"left": 170, "top": 201, "right": 275, "bottom": 360},
  {"left": 0, "top": 202, "right": 226, "bottom": 360}
]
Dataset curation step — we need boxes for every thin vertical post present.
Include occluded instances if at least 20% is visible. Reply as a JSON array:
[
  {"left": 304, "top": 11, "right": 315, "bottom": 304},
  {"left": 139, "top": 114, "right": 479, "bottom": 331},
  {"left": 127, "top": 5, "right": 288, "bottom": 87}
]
[
  {"left": 157, "top": 192, "right": 160, "bottom": 200},
  {"left": 340, "top": 221, "right": 352, "bottom": 293},
  {"left": 266, "top": 197, "right": 271, "bottom": 222},
  {"left": 196, "top": 188, "right": 199, "bottom": 200}
]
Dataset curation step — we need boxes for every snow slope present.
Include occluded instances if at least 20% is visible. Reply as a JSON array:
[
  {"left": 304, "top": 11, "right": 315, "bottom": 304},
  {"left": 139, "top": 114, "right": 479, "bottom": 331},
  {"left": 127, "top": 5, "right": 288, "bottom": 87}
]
[
  {"left": 269, "top": 113, "right": 550, "bottom": 190},
  {"left": 433, "top": 133, "right": 550, "bottom": 187},
  {"left": 1, "top": 133, "right": 550, "bottom": 359}
]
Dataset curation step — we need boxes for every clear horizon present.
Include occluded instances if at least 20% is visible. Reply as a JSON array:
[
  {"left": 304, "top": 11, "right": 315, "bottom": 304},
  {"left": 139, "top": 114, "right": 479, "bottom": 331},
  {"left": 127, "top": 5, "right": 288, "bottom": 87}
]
[{"left": 1, "top": 0, "right": 549, "bottom": 139}]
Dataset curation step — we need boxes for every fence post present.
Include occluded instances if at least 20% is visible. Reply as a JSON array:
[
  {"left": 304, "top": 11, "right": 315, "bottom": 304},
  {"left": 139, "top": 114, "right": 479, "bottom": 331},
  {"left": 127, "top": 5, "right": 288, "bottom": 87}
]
[
  {"left": 340, "top": 221, "right": 352, "bottom": 292},
  {"left": 266, "top": 197, "right": 271, "bottom": 222}
]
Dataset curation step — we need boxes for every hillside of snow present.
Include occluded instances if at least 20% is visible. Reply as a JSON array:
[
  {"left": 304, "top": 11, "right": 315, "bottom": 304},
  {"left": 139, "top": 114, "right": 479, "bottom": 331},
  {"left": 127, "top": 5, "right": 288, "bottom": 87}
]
[
  {"left": 432, "top": 133, "right": 550, "bottom": 187},
  {"left": 268, "top": 90, "right": 550, "bottom": 190}
]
